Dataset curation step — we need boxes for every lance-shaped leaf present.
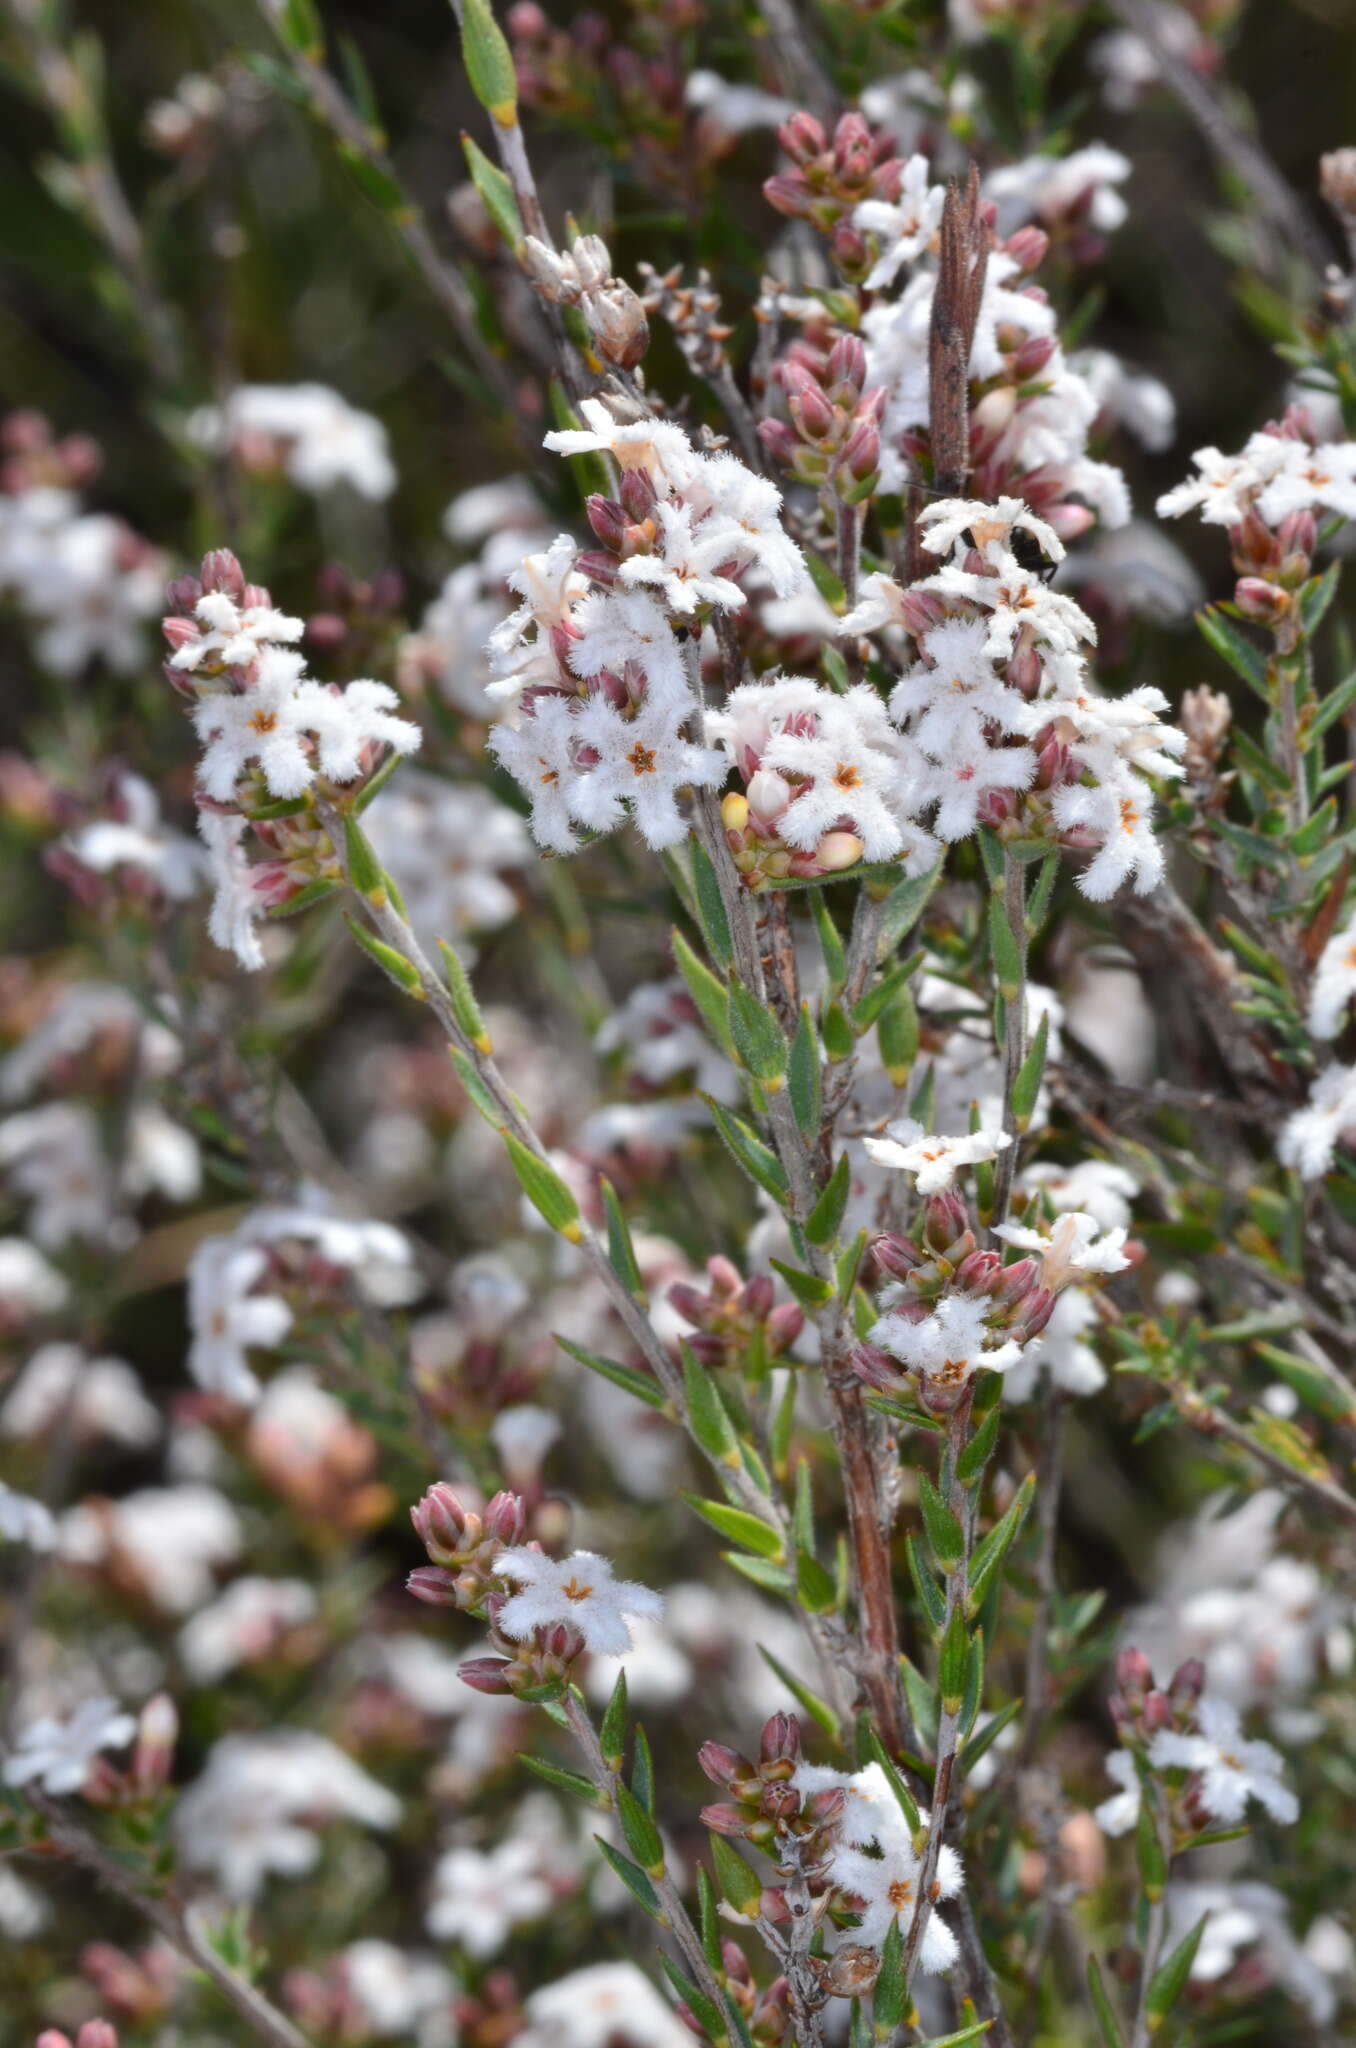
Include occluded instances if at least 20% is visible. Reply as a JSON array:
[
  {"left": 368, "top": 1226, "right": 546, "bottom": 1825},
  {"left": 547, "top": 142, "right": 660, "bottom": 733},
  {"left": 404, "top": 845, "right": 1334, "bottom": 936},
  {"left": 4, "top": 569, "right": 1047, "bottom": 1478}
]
[
  {"left": 555, "top": 1334, "right": 665, "bottom": 1411},
  {"left": 345, "top": 914, "right": 423, "bottom": 998},
  {"left": 1146, "top": 1912, "right": 1209, "bottom": 2032},
  {"left": 682, "top": 1344, "right": 741, "bottom": 1466},
  {"left": 449, "top": 1045, "right": 505, "bottom": 1128},
  {"left": 907, "top": 1534, "right": 947, "bottom": 1637},
  {"left": 758, "top": 1644, "right": 839, "bottom": 1736},
  {"left": 458, "top": 0, "right": 518, "bottom": 124},
  {"left": 696, "top": 1866, "right": 723, "bottom": 1972},
  {"left": 1010, "top": 1009, "right": 1049, "bottom": 1133},
  {"left": 708, "top": 1102, "right": 790, "bottom": 1203},
  {"left": 517, "top": 1753, "right": 603, "bottom": 1804},
  {"left": 1196, "top": 605, "right": 1268, "bottom": 698},
  {"left": 966, "top": 1471, "right": 1035, "bottom": 1616},
  {"left": 681, "top": 1492, "right": 785, "bottom": 1560},
  {"left": 873, "top": 1915, "right": 907, "bottom": 2036},
  {"left": 656, "top": 1954, "right": 723, "bottom": 2044},
  {"left": 878, "top": 983, "right": 919, "bottom": 1086},
  {"left": 599, "top": 1176, "right": 646, "bottom": 1303},
  {"left": 937, "top": 1605, "right": 970, "bottom": 1716},
  {"left": 806, "top": 1152, "right": 851, "bottom": 1247},
  {"left": 986, "top": 892, "right": 1023, "bottom": 1000},
  {"left": 615, "top": 1780, "right": 664, "bottom": 1875},
  {"left": 918, "top": 1473, "right": 964, "bottom": 1574},
  {"left": 770, "top": 1258, "right": 834, "bottom": 1311},
  {"left": 727, "top": 981, "right": 788, "bottom": 1087},
  {"left": 788, "top": 1004, "right": 822, "bottom": 1138},
  {"left": 504, "top": 1133, "right": 582, "bottom": 1241},
  {"left": 436, "top": 937, "right": 491, "bottom": 1053},
  {"left": 599, "top": 1670, "right": 628, "bottom": 1770},
  {"left": 956, "top": 1409, "right": 1001, "bottom": 1487},
  {"left": 863, "top": 1728, "right": 921, "bottom": 1835},
  {"left": 341, "top": 812, "right": 386, "bottom": 902},
  {"left": 710, "top": 1832, "right": 761, "bottom": 1916},
  {"left": 280, "top": 0, "right": 325, "bottom": 60},
  {"left": 813, "top": 893, "right": 847, "bottom": 989},
  {"left": 672, "top": 929, "right": 735, "bottom": 1057},
  {"left": 690, "top": 838, "right": 734, "bottom": 968},
  {"left": 1086, "top": 1955, "right": 1126, "bottom": 2048},
  {"left": 593, "top": 1837, "right": 661, "bottom": 1918}
]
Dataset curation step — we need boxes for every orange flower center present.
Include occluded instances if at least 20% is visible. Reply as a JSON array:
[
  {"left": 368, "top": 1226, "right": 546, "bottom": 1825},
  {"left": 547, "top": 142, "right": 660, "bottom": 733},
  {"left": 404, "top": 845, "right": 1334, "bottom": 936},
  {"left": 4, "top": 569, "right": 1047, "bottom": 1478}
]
[{"left": 627, "top": 743, "right": 657, "bottom": 776}]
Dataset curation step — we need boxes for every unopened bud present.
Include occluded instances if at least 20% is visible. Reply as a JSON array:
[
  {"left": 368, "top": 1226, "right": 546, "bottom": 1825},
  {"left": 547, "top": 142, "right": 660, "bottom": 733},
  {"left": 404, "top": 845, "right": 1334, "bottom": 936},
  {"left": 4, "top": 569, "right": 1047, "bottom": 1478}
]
[
  {"left": 407, "top": 1565, "right": 462, "bottom": 1606},
  {"left": 814, "top": 830, "right": 865, "bottom": 872},
  {"left": 411, "top": 1482, "right": 473, "bottom": 1564},
  {"left": 457, "top": 1655, "right": 515, "bottom": 1694}
]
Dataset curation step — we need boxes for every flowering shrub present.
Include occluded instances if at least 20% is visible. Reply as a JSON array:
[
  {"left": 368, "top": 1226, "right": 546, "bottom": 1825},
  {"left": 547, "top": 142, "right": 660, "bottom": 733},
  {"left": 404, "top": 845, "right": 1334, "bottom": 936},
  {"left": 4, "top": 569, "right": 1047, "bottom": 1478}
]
[{"left": 4, "top": 1, "right": 1356, "bottom": 2045}]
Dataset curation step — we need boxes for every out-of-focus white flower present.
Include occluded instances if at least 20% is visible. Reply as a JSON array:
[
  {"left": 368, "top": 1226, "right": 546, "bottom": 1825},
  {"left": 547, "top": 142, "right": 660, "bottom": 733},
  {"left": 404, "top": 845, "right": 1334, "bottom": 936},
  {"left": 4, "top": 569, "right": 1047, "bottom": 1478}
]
[
  {"left": 1156, "top": 435, "right": 1292, "bottom": 527},
  {"left": 0, "top": 1865, "right": 49, "bottom": 1939},
  {"left": 1019, "top": 1159, "right": 1139, "bottom": 1232},
  {"left": 174, "top": 1730, "right": 400, "bottom": 1897},
  {"left": 1093, "top": 1748, "right": 1141, "bottom": 1836},
  {"left": 863, "top": 1119, "right": 1011, "bottom": 1193},
  {"left": 1073, "top": 349, "right": 1176, "bottom": 453},
  {"left": 0, "top": 1481, "right": 56, "bottom": 1551},
  {"left": 2, "top": 1342, "right": 160, "bottom": 1448},
  {"left": 496, "top": 1549, "right": 664, "bottom": 1655},
  {"left": 1054, "top": 521, "right": 1203, "bottom": 624},
  {"left": 188, "top": 383, "right": 396, "bottom": 499},
  {"left": 684, "top": 68, "right": 793, "bottom": 135},
  {"left": 186, "top": 1236, "right": 293, "bottom": 1404},
  {"left": 60, "top": 1483, "right": 242, "bottom": 1614},
  {"left": 63, "top": 772, "right": 204, "bottom": 900},
  {"left": 0, "top": 1237, "right": 68, "bottom": 1322},
  {"left": 1163, "top": 1881, "right": 1341, "bottom": 2025},
  {"left": 3, "top": 1695, "right": 136, "bottom": 1795},
  {"left": 235, "top": 1195, "right": 421, "bottom": 1306},
  {"left": 0, "top": 981, "right": 179, "bottom": 1103},
  {"left": 515, "top": 1962, "right": 693, "bottom": 2048},
  {"left": 426, "top": 1829, "right": 556, "bottom": 1955},
  {"left": 365, "top": 773, "right": 530, "bottom": 949},
  {"left": 1149, "top": 1695, "right": 1298, "bottom": 1825},
  {"left": 178, "top": 1576, "right": 318, "bottom": 1683},
  {"left": 985, "top": 144, "right": 1131, "bottom": 238},
  {"left": 341, "top": 1941, "right": 456, "bottom": 2043},
  {"left": 490, "top": 1404, "right": 561, "bottom": 1487},
  {"left": 0, "top": 1103, "right": 116, "bottom": 1248}
]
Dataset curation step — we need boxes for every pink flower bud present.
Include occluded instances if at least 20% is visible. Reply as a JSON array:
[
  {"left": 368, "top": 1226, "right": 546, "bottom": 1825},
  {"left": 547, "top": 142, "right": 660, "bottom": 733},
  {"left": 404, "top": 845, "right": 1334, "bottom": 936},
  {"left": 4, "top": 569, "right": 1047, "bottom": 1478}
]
[
  {"left": 767, "top": 1301, "right": 805, "bottom": 1352},
  {"left": 994, "top": 1256, "right": 1040, "bottom": 1304},
  {"left": 778, "top": 112, "right": 826, "bottom": 165},
  {"left": 1013, "top": 1286, "right": 1056, "bottom": 1340},
  {"left": 457, "top": 1656, "right": 515, "bottom": 1695},
  {"left": 852, "top": 1342, "right": 900, "bottom": 1391},
  {"left": 826, "top": 334, "right": 866, "bottom": 396},
  {"left": 667, "top": 1282, "right": 711, "bottom": 1326},
  {"left": 1011, "top": 334, "right": 1057, "bottom": 379},
  {"left": 709, "top": 1254, "right": 742, "bottom": 1297},
  {"left": 841, "top": 418, "right": 880, "bottom": 484},
  {"left": 1142, "top": 1688, "right": 1173, "bottom": 1734},
  {"left": 1169, "top": 1658, "right": 1206, "bottom": 1711},
  {"left": 407, "top": 1565, "right": 462, "bottom": 1606},
  {"left": 1115, "top": 1645, "right": 1153, "bottom": 1706},
  {"left": 200, "top": 549, "right": 246, "bottom": 601},
  {"left": 741, "top": 1273, "right": 774, "bottom": 1320},
  {"left": 37, "top": 2032, "right": 74, "bottom": 2048},
  {"left": 872, "top": 1232, "right": 923, "bottom": 1280},
  {"left": 411, "top": 1482, "right": 473, "bottom": 1564},
  {"left": 760, "top": 1711, "right": 801, "bottom": 1765},
  {"left": 701, "top": 1800, "right": 754, "bottom": 1837},
  {"left": 698, "top": 1741, "right": 752, "bottom": 1789},
  {"left": 1004, "top": 225, "right": 1049, "bottom": 272},
  {"left": 1234, "top": 576, "right": 1289, "bottom": 623},
  {"left": 758, "top": 418, "right": 797, "bottom": 466},
  {"left": 483, "top": 1490, "right": 527, "bottom": 1545},
  {"left": 1276, "top": 507, "right": 1317, "bottom": 560},
  {"left": 954, "top": 1248, "right": 1003, "bottom": 1292},
  {"left": 922, "top": 1190, "right": 969, "bottom": 1253},
  {"left": 76, "top": 2024, "right": 119, "bottom": 2048}
]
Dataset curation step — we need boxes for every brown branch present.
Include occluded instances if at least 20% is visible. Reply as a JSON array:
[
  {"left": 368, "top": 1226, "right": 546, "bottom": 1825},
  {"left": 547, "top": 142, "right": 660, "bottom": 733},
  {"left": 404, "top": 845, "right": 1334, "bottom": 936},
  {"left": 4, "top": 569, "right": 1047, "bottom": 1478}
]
[{"left": 928, "top": 168, "right": 988, "bottom": 498}]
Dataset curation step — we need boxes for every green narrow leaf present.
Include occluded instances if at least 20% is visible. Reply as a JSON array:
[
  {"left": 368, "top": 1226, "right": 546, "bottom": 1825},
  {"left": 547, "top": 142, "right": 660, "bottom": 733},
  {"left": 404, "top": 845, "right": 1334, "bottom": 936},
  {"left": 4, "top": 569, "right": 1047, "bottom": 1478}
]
[
  {"left": 682, "top": 1344, "right": 741, "bottom": 1465},
  {"left": 1196, "top": 605, "right": 1268, "bottom": 698},
  {"left": 631, "top": 1724, "right": 655, "bottom": 1814},
  {"left": 1147, "top": 1911, "right": 1209, "bottom": 2027},
  {"left": 958, "top": 1627, "right": 985, "bottom": 1737},
  {"left": 448, "top": 1045, "right": 504, "bottom": 1127},
  {"left": 341, "top": 812, "right": 386, "bottom": 899},
  {"left": 680, "top": 1492, "right": 785, "bottom": 1560},
  {"left": 599, "top": 1671, "right": 628, "bottom": 1770},
  {"left": 672, "top": 929, "right": 736, "bottom": 1057},
  {"left": 966, "top": 1471, "right": 1036, "bottom": 1615},
  {"left": 1086, "top": 1954, "right": 1127, "bottom": 2048},
  {"left": 615, "top": 1780, "right": 664, "bottom": 1875},
  {"left": 727, "top": 981, "right": 788, "bottom": 1086},
  {"left": 956, "top": 1410, "right": 1000, "bottom": 1487},
  {"left": 862, "top": 1729, "right": 921, "bottom": 1835},
  {"left": 873, "top": 1915, "right": 906, "bottom": 2034},
  {"left": 1300, "top": 559, "right": 1341, "bottom": 637},
  {"left": 987, "top": 893, "right": 1022, "bottom": 998},
  {"left": 656, "top": 1954, "right": 723, "bottom": 2042},
  {"left": 707, "top": 1102, "right": 790, "bottom": 1203},
  {"left": 280, "top": 0, "right": 325, "bottom": 60},
  {"left": 877, "top": 984, "right": 919, "bottom": 1086},
  {"left": 461, "top": 132, "right": 521, "bottom": 246},
  {"left": 599, "top": 1177, "right": 646, "bottom": 1303},
  {"left": 938, "top": 1606, "right": 970, "bottom": 1715},
  {"left": 696, "top": 1865, "right": 722, "bottom": 1971},
  {"left": 958, "top": 1696, "right": 1021, "bottom": 1780},
  {"left": 458, "top": 0, "right": 518, "bottom": 123},
  {"left": 436, "top": 937, "right": 491, "bottom": 1053},
  {"left": 788, "top": 1004, "right": 823, "bottom": 1139},
  {"left": 756, "top": 1642, "right": 843, "bottom": 1734},
  {"left": 555, "top": 1334, "right": 665, "bottom": 1410},
  {"left": 1010, "top": 1010, "right": 1049, "bottom": 1132},
  {"left": 504, "top": 1133, "right": 582, "bottom": 1240},
  {"left": 796, "top": 1547, "right": 837, "bottom": 1612},
  {"left": 913, "top": 2024, "right": 994, "bottom": 2047},
  {"left": 918, "top": 1473, "right": 964, "bottom": 1574},
  {"left": 516, "top": 1753, "right": 602, "bottom": 1802},
  {"left": 1307, "top": 666, "right": 1356, "bottom": 743},
  {"left": 851, "top": 951, "right": 922, "bottom": 1030},
  {"left": 710, "top": 1832, "right": 761, "bottom": 1915},
  {"left": 593, "top": 1836, "right": 661, "bottom": 1918},
  {"left": 344, "top": 914, "right": 423, "bottom": 997},
  {"left": 906, "top": 1534, "right": 947, "bottom": 1636},
  {"left": 690, "top": 839, "right": 734, "bottom": 969},
  {"left": 813, "top": 894, "right": 847, "bottom": 989},
  {"left": 805, "top": 1152, "right": 851, "bottom": 1247}
]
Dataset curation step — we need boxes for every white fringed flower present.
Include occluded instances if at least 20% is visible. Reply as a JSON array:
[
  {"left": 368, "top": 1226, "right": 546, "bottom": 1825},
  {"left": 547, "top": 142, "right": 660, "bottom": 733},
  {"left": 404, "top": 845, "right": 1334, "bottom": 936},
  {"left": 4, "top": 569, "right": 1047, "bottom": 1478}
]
[
  {"left": 1277, "top": 1064, "right": 1356, "bottom": 1181},
  {"left": 1149, "top": 1696, "right": 1298, "bottom": 1826},
  {"left": 863, "top": 1119, "right": 1011, "bottom": 1193},
  {"left": 495, "top": 1549, "right": 664, "bottom": 1655},
  {"left": 1308, "top": 916, "right": 1356, "bottom": 1041},
  {"left": 3, "top": 1696, "right": 136, "bottom": 1795}
]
